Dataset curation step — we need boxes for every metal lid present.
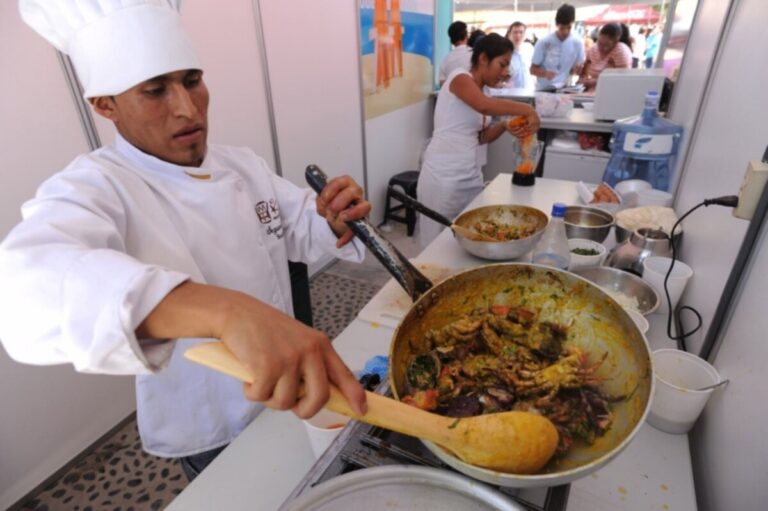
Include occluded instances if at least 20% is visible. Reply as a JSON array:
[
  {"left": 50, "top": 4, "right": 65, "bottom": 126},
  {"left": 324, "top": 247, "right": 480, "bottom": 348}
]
[{"left": 280, "top": 465, "right": 525, "bottom": 511}]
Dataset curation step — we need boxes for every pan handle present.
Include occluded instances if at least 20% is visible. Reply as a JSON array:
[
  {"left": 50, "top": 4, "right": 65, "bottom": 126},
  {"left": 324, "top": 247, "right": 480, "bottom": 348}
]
[
  {"left": 386, "top": 187, "right": 453, "bottom": 228},
  {"left": 305, "top": 165, "right": 433, "bottom": 301}
]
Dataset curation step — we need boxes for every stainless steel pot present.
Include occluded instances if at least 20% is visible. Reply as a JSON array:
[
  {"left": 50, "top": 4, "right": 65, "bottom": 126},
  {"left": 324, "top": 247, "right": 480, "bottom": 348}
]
[
  {"left": 606, "top": 227, "right": 674, "bottom": 276},
  {"left": 281, "top": 466, "right": 525, "bottom": 510}
]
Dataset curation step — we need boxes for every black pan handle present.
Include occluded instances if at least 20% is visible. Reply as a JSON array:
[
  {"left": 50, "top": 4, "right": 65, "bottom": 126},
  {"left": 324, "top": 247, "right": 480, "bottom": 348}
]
[
  {"left": 305, "top": 165, "right": 433, "bottom": 301},
  {"left": 386, "top": 187, "right": 453, "bottom": 228}
]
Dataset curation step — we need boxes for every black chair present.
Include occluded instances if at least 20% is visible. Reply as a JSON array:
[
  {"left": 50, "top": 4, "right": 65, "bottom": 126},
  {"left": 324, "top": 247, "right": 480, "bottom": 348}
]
[{"left": 382, "top": 170, "right": 419, "bottom": 236}]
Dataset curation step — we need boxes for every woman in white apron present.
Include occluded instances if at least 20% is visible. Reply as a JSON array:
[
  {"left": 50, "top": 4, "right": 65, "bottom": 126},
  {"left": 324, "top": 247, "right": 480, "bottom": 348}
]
[{"left": 417, "top": 33, "right": 540, "bottom": 247}]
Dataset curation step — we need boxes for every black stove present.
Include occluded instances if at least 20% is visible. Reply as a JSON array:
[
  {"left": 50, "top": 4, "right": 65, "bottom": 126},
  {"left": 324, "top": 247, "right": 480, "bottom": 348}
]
[{"left": 279, "top": 375, "right": 569, "bottom": 510}]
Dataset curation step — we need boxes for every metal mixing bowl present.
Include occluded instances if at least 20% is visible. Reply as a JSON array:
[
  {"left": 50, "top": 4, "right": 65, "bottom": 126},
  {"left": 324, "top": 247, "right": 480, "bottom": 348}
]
[
  {"left": 571, "top": 266, "right": 660, "bottom": 315},
  {"left": 564, "top": 206, "right": 614, "bottom": 243},
  {"left": 453, "top": 205, "right": 548, "bottom": 260}
]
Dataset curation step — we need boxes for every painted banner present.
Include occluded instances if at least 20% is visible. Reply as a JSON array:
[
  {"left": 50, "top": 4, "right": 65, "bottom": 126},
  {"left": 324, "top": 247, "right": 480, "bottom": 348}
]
[{"left": 359, "top": 0, "right": 434, "bottom": 120}]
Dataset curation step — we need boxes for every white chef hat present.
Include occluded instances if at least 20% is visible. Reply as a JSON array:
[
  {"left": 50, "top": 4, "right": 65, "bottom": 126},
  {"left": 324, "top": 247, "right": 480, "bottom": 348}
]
[{"left": 19, "top": 0, "right": 201, "bottom": 98}]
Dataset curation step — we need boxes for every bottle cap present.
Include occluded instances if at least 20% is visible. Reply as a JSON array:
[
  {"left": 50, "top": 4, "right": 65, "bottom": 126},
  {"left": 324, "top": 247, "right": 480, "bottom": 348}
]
[{"left": 551, "top": 203, "right": 567, "bottom": 217}]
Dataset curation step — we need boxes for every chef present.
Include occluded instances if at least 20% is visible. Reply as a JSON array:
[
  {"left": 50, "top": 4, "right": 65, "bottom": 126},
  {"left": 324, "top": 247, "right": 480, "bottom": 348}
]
[{"left": 0, "top": 0, "right": 368, "bottom": 480}]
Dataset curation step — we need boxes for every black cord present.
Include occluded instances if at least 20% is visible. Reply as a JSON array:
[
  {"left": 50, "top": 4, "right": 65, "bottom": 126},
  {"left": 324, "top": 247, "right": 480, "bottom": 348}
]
[{"left": 665, "top": 195, "right": 739, "bottom": 350}]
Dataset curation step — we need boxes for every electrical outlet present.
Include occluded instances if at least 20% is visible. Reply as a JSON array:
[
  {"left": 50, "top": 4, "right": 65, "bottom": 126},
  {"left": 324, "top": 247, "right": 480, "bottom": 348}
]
[{"left": 734, "top": 159, "right": 768, "bottom": 220}]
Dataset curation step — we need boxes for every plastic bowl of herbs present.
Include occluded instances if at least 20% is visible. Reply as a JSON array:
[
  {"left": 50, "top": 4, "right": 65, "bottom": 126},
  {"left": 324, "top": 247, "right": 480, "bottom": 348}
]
[{"left": 568, "top": 238, "right": 607, "bottom": 270}]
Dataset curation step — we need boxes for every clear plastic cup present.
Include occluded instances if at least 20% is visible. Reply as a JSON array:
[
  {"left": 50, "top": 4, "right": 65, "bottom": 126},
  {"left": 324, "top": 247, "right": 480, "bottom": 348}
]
[
  {"left": 647, "top": 349, "right": 723, "bottom": 434},
  {"left": 642, "top": 256, "right": 693, "bottom": 314},
  {"left": 303, "top": 408, "right": 351, "bottom": 459}
]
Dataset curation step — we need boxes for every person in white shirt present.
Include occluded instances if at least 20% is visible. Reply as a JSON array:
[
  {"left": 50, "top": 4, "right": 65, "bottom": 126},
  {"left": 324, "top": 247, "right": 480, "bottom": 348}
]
[
  {"left": 439, "top": 21, "right": 472, "bottom": 86},
  {"left": 505, "top": 21, "right": 535, "bottom": 89},
  {"left": 632, "top": 27, "right": 647, "bottom": 69},
  {"left": 530, "top": 3, "right": 586, "bottom": 90},
  {"left": 1, "top": 0, "right": 369, "bottom": 481},
  {"left": 417, "top": 34, "right": 540, "bottom": 247}
]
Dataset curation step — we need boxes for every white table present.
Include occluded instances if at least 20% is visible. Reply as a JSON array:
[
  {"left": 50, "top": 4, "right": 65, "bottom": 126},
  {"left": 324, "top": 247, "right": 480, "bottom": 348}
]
[{"left": 167, "top": 175, "right": 696, "bottom": 511}]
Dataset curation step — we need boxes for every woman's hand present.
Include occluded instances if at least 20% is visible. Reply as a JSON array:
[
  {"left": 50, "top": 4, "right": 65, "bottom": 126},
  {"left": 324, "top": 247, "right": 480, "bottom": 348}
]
[
  {"left": 507, "top": 107, "right": 540, "bottom": 138},
  {"left": 316, "top": 175, "right": 371, "bottom": 248}
]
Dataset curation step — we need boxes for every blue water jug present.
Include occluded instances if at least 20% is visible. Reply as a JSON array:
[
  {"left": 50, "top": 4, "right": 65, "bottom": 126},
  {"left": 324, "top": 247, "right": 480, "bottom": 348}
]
[{"left": 601, "top": 92, "right": 683, "bottom": 191}]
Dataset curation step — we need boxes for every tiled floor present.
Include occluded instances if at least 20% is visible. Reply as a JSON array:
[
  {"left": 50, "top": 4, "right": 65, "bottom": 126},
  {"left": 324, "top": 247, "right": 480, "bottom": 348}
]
[{"left": 17, "top": 223, "right": 419, "bottom": 511}]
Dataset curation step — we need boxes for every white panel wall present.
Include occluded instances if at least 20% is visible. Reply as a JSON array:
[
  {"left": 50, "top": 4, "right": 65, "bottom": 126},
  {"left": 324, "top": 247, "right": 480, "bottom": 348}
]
[
  {"left": 0, "top": 6, "right": 135, "bottom": 508},
  {"left": 667, "top": 0, "right": 733, "bottom": 193},
  {"left": 672, "top": 0, "right": 768, "bottom": 356},
  {"left": 366, "top": 101, "right": 433, "bottom": 225},
  {"left": 258, "top": 1, "right": 365, "bottom": 188},
  {"left": 692, "top": 219, "right": 768, "bottom": 511}
]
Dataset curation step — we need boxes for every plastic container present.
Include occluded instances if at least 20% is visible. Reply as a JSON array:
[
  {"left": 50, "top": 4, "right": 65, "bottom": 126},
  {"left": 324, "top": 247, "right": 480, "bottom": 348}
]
[
  {"left": 532, "top": 203, "right": 571, "bottom": 270},
  {"left": 567, "top": 238, "right": 607, "bottom": 270},
  {"left": 303, "top": 409, "right": 351, "bottom": 459},
  {"left": 647, "top": 349, "right": 723, "bottom": 434},
  {"left": 636, "top": 189, "right": 674, "bottom": 207},
  {"left": 642, "top": 256, "right": 693, "bottom": 314},
  {"left": 601, "top": 92, "right": 683, "bottom": 191}
]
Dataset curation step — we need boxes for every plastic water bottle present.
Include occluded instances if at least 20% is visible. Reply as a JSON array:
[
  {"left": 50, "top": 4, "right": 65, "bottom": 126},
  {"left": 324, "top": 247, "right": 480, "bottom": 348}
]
[
  {"left": 601, "top": 92, "right": 683, "bottom": 191},
  {"left": 532, "top": 203, "right": 571, "bottom": 270}
]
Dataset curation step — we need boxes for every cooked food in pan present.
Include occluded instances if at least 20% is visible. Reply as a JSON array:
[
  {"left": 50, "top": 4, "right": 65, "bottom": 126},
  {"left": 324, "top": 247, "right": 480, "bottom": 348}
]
[{"left": 402, "top": 304, "right": 622, "bottom": 456}]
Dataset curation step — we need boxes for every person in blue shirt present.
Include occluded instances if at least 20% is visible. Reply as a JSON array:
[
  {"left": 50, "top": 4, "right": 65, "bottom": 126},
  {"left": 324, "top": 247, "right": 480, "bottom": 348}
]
[
  {"left": 644, "top": 25, "right": 662, "bottom": 68},
  {"left": 530, "top": 4, "right": 586, "bottom": 91}
]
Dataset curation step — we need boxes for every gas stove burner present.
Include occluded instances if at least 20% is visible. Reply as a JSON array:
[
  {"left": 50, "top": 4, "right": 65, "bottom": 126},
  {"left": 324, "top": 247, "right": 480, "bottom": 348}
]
[{"left": 280, "top": 377, "right": 569, "bottom": 511}]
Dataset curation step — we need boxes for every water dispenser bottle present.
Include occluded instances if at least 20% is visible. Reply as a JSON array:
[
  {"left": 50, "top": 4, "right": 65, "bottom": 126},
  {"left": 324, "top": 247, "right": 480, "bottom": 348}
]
[{"left": 601, "top": 92, "right": 683, "bottom": 191}]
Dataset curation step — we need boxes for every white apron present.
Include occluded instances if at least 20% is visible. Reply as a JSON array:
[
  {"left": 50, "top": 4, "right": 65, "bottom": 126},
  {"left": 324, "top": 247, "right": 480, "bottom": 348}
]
[
  {"left": 0, "top": 134, "right": 364, "bottom": 457},
  {"left": 417, "top": 68, "right": 486, "bottom": 247}
]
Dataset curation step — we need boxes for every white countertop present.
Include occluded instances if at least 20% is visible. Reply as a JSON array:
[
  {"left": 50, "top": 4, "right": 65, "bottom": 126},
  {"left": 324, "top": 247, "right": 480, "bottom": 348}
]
[{"left": 167, "top": 176, "right": 696, "bottom": 511}]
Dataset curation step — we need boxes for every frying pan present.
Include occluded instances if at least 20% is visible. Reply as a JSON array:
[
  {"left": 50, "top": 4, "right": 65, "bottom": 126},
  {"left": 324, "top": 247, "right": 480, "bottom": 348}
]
[
  {"left": 306, "top": 165, "right": 653, "bottom": 488},
  {"left": 386, "top": 187, "right": 548, "bottom": 261}
]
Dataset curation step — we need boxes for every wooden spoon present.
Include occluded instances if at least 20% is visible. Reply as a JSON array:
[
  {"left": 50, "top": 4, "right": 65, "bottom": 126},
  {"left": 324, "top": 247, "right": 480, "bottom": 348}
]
[
  {"left": 185, "top": 342, "right": 559, "bottom": 474},
  {"left": 449, "top": 223, "right": 496, "bottom": 242}
]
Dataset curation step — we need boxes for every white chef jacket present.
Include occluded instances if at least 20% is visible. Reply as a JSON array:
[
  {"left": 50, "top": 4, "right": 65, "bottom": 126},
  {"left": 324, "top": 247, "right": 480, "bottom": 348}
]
[
  {"left": 0, "top": 133, "right": 364, "bottom": 457},
  {"left": 416, "top": 68, "right": 486, "bottom": 247}
]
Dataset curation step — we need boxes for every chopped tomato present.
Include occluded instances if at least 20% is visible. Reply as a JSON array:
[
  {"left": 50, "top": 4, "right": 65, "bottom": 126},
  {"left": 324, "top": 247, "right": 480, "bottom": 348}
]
[
  {"left": 402, "top": 389, "right": 438, "bottom": 411},
  {"left": 490, "top": 304, "right": 511, "bottom": 316}
]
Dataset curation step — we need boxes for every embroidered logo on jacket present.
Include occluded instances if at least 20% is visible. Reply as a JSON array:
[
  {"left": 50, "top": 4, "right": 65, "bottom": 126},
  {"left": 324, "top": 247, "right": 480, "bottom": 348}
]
[
  {"left": 255, "top": 201, "right": 272, "bottom": 223},
  {"left": 255, "top": 199, "right": 284, "bottom": 239}
]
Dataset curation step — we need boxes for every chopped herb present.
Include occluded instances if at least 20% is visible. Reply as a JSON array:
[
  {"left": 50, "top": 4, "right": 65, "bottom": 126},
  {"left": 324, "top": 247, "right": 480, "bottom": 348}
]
[
  {"left": 571, "top": 248, "right": 600, "bottom": 256},
  {"left": 448, "top": 418, "right": 461, "bottom": 429},
  {"left": 502, "top": 344, "right": 519, "bottom": 356}
]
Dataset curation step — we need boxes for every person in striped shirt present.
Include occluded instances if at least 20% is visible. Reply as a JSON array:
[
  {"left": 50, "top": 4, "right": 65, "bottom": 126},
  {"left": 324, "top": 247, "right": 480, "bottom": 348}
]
[{"left": 578, "top": 23, "right": 632, "bottom": 92}]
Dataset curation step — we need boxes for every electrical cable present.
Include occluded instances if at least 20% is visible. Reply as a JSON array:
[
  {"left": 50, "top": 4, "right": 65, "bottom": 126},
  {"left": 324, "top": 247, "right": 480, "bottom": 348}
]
[{"left": 665, "top": 195, "right": 739, "bottom": 351}]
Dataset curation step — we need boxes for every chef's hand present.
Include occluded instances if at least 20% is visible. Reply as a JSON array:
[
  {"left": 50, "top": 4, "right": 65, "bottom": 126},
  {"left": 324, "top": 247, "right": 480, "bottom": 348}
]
[
  {"left": 543, "top": 69, "right": 557, "bottom": 80},
  {"left": 136, "top": 282, "right": 367, "bottom": 419},
  {"left": 219, "top": 292, "right": 368, "bottom": 418},
  {"left": 316, "top": 175, "right": 372, "bottom": 248}
]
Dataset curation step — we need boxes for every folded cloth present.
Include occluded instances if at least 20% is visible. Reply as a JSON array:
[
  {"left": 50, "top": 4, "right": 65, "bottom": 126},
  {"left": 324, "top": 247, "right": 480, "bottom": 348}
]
[{"left": 362, "top": 355, "right": 389, "bottom": 380}]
